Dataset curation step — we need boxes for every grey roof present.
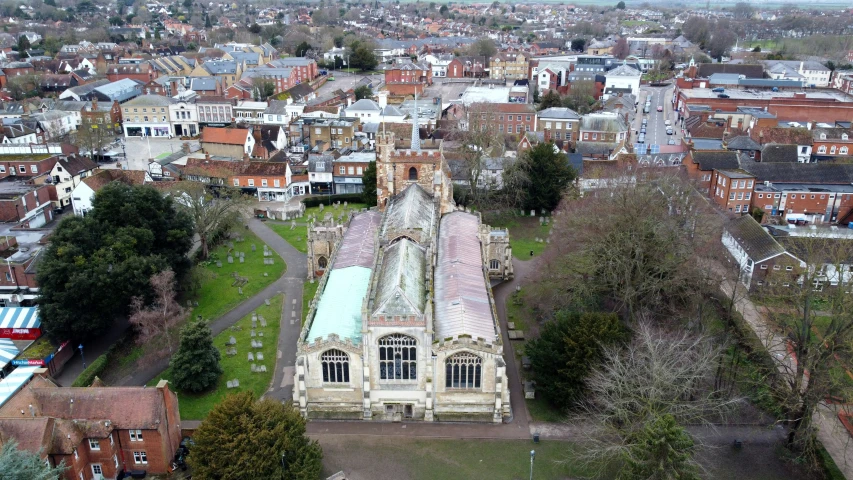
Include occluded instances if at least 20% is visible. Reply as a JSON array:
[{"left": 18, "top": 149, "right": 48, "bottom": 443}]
[
  {"left": 189, "top": 77, "right": 218, "bottom": 91},
  {"left": 122, "top": 94, "right": 175, "bottom": 107},
  {"left": 580, "top": 115, "right": 627, "bottom": 132},
  {"left": 434, "top": 211, "right": 497, "bottom": 341},
  {"left": 372, "top": 238, "right": 427, "bottom": 317},
  {"left": 308, "top": 155, "right": 334, "bottom": 173},
  {"left": 63, "top": 79, "right": 110, "bottom": 97},
  {"left": 576, "top": 142, "right": 619, "bottom": 155},
  {"left": 691, "top": 151, "right": 740, "bottom": 171},
  {"left": 568, "top": 153, "right": 584, "bottom": 174},
  {"left": 537, "top": 107, "right": 580, "bottom": 120},
  {"left": 335, "top": 211, "right": 382, "bottom": 270},
  {"left": 380, "top": 184, "right": 435, "bottom": 243},
  {"left": 708, "top": 73, "right": 742, "bottom": 85},
  {"left": 606, "top": 64, "right": 641, "bottom": 77},
  {"left": 692, "top": 138, "right": 723, "bottom": 150},
  {"left": 347, "top": 99, "right": 381, "bottom": 112},
  {"left": 726, "top": 136, "right": 761, "bottom": 151},
  {"left": 761, "top": 144, "right": 798, "bottom": 163},
  {"left": 726, "top": 215, "right": 786, "bottom": 263},
  {"left": 382, "top": 105, "right": 404, "bottom": 117},
  {"left": 227, "top": 51, "right": 261, "bottom": 65},
  {"left": 263, "top": 100, "right": 289, "bottom": 115},
  {"left": 93, "top": 78, "right": 142, "bottom": 102},
  {"left": 202, "top": 60, "right": 238, "bottom": 74},
  {"left": 814, "top": 128, "right": 853, "bottom": 140},
  {"left": 269, "top": 58, "right": 314, "bottom": 67},
  {"left": 740, "top": 159, "right": 853, "bottom": 184}
]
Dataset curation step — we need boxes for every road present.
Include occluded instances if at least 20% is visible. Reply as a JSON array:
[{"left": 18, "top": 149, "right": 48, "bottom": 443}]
[{"left": 634, "top": 85, "right": 682, "bottom": 150}]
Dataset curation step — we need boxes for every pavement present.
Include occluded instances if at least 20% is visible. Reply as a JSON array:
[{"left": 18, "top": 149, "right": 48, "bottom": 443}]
[
  {"left": 53, "top": 317, "right": 130, "bottom": 387},
  {"left": 115, "top": 218, "right": 303, "bottom": 388}
]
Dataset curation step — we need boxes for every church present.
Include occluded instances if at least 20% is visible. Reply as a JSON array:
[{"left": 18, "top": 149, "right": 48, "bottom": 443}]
[{"left": 293, "top": 118, "right": 514, "bottom": 423}]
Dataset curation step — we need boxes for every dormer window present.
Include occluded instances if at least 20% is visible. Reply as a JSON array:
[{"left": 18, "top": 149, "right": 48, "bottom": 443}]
[
  {"left": 820, "top": 133, "right": 826, "bottom": 140},
  {"left": 843, "top": 134, "right": 849, "bottom": 141}
]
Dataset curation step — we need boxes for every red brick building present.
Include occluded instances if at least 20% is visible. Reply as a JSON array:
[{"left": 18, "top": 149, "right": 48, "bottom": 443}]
[
  {"left": 709, "top": 169, "right": 756, "bottom": 215},
  {"left": 812, "top": 128, "right": 853, "bottom": 158},
  {"left": 0, "top": 155, "right": 60, "bottom": 180},
  {"left": 0, "top": 180, "right": 53, "bottom": 227},
  {"left": 446, "top": 57, "right": 486, "bottom": 79},
  {"left": 384, "top": 63, "right": 433, "bottom": 96},
  {"left": 468, "top": 103, "right": 537, "bottom": 137},
  {"left": 0, "top": 372, "right": 182, "bottom": 480},
  {"left": 106, "top": 63, "right": 158, "bottom": 83},
  {"left": 682, "top": 149, "right": 741, "bottom": 195}
]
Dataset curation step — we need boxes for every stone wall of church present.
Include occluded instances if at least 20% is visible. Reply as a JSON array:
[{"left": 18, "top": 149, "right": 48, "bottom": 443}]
[
  {"left": 479, "top": 224, "right": 514, "bottom": 281},
  {"left": 432, "top": 339, "right": 510, "bottom": 423},
  {"left": 294, "top": 338, "right": 365, "bottom": 420},
  {"left": 305, "top": 221, "right": 344, "bottom": 280}
]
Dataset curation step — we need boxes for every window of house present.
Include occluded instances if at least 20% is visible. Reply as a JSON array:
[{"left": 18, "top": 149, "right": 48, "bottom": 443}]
[
  {"left": 261, "top": 179, "right": 268, "bottom": 187},
  {"left": 30, "top": 165, "right": 37, "bottom": 173},
  {"left": 339, "top": 166, "right": 345, "bottom": 174},
  {"left": 348, "top": 166, "right": 354, "bottom": 175},
  {"left": 133, "top": 452, "right": 147, "bottom": 464},
  {"left": 786, "top": 266, "right": 793, "bottom": 271},
  {"left": 445, "top": 352, "right": 482, "bottom": 389},
  {"left": 315, "top": 128, "right": 321, "bottom": 135},
  {"left": 92, "top": 465, "right": 103, "bottom": 476},
  {"left": 758, "top": 194, "right": 764, "bottom": 199},
  {"left": 831, "top": 146, "right": 837, "bottom": 154},
  {"left": 729, "top": 193, "right": 735, "bottom": 201},
  {"left": 737, "top": 192, "right": 743, "bottom": 200},
  {"left": 773, "top": 265, "right": 781, "bottom": 270},
  {"left": 321, "top": 349, "right": 350, "bottom": 383},
  {"left": 89, "top": 439, "right": 100, "bottom": 450},
  {"left": 143, "top": 116, "right": 149, "bottom": 122},
  {"left": 248, "top": 179, "right": 255, "bottom": 186},
  {"left": 233, "top": 179, "right": 239, "bottom": 187},
  {"left": 592, "top": 133, "right": 598, "bottom": 140},
  {"left": 274, "top": 179, "right": 280, "bottom": 187},
  {"left": 489, "top": 259, "right": 500, "bottom": 270},
  {"left": 544, "top": 121, "right": 551, "bottom": 128},
  {"left": 818, "top": 146, "right": 827, "bottom": 154},
  {"left": 583, "top": 133, "right": 588, "bottom": 140},
  {"left": 357, "top": 167, "right": 363, "bottom": 175},
  {"left": 842, "top": 147, "right": 849, "bottom": 155},
  {"left": 735, "top": 204, "right": 741, "bottom": 213},
  {"left": 408, "top": 167, "right": 418, "bottom": 180},
  {"left": 775, "top": 194, "right": 780, "bottom": 198},
  {"left": 721, "top": 178, "right": 726, "bottom": 186},
  {"left": 761, "top": 264, "right": 768, "bottom": 270},
  {"left": 18, "top": 165, "right": 25, "bottom": 173},
  {"left": 378, "top": 334, "right": 417, "bottom": 381},
  {"left": 745, "top": 192, "right": 751, "bottom": 200}
]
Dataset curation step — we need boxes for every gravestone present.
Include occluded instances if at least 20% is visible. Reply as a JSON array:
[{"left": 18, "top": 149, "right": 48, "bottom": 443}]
[
  {"left": 251, "top": 244, "right": 256, "bottom": 252},
  {"left": 264, "top": 299, "right": 271, "bottom": 306},
  {"left": 264, "top": 273, "right": 269, "bottom": 277},
  {"left": 260, "top": 317, "right": 267, "bottom": 327},
  {"left": 256, "top": 353, "right": 264, "bottom": 361},
  {"left": 232, "top": 379, "right": 240, "bottom": 387},
  {"left": 248, "top": 352, "right": 254, "bottom": 361},
  {"left": 186, "top": 300, "right": 192, "bottom": 307},
  {"left": 251, "top": 329, "right": 256, "bottom": 337},
  {"left": 239, "top": 256, "right": 244, "bottom": 263},
  {"left": 228, "top": 336, "right": 236, "bottom": 345},
  {"left": 216, "top": 261, "right": 222, "bottom": 268},
  {"left": 251, "top": 364, "right": 258, "bottom": 372},
  {"left": 344, "top": 201, "right": 348, "bottom": 208},
  {"left": 227, "top": 255, "right": 233, "bottom": 264},
  {"left": 238, "top": 287, "right": 243, "bottom": 295},
  {"left": 290, "top": 220, "right": 296, "bottom": 230},
  {"left": 227, "top": 380, "right": 234, "bottom": 389},
  {"left": 260, "top": 365, "right": 267, "bottom": 372},
  {"left": 530, "top": 210, "right": 535, "bottom": 217},
  {"left": 259, "top": 332, "right": 264, "bottom": 337},
  {"left": 539, "top": 216, "right": 545, "bottom": 225},
  {"left": 252, "top": 318, "right": 257, "bottom": 328},
  {"left": 318, "top": 204, "right": 324, "bottom": 212}
]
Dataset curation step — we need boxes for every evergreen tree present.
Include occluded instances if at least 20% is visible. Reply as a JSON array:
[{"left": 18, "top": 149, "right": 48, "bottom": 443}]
[
  {"left": 525, "top": 311, "right": 626, "bottom": 408},
  {"left": 16, "top": 35, "right": 29, "bottom": 52},
  {"left": 0, "top": 440, "right": 67, "bottom": 480},
  {"left": 190, "top": 392, "right": 323, "bottom": 480},
  {"left": 170, "top": 320, "right": 222, "bottom": 393},
  {"left": 361, "top": 161, "right": 377, "bottom": 206},
  {"left": 507, "top": 141, "right": 577, "bottom": 212},
  {"left": 37, "top": 184, "right": 193, "bottom": 341},
  {"left": 537, "top": 89, "right": 562, "bottom": 110},
  {"left": 624, "top": 414, "right": 699, "bottom": 480},
  {"left": 350, "top": 43, "right": 377, "bottom": 71},
  {"left": 354, "top": 85, "right": 372, "bottom": 100}
]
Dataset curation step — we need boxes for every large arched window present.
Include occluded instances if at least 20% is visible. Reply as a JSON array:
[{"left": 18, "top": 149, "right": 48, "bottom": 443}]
[
  {"left": 317, "top": 256, "right": 328, "bottom": 269},
  {"left": 489, "top": 259, "right": 501, "bottom": 270},
  {"left": 321, "top": 349, "right": 350, "bottom": 383},
  {"left": 408, "top": 167, "right": 418, "bottom": 181},
  {"left": 378, "top": 334, "right": 417, "bottom": 380},
  {"left": 445, "top": 352, "right": 482, "bottom": 389}
]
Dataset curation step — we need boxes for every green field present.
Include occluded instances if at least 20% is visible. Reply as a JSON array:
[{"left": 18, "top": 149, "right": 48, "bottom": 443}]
[
  {"left": 148, "top": 295, "right": 283, "bottom": 420},
  {"left": 267, "top": 222, "right": 310, "bottom": 254},
  {"left": 188, "top": 230, "right": 285, "bottom": 320}
]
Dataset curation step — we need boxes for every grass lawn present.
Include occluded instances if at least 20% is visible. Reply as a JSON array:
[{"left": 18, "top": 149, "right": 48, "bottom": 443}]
[
  {"left": 267, "top": 222, "right": 310, "bottom": 253},
  {"left": 302, "top": 279, "right": 320, "bottom": 325},
  {"left": 148, "top": 294, "right": 283, "bottom": 420},
  {"left": 484, "top": 212, "right": 552, "bottom": 259},
  {"left": 318, "top": 436, "right": 591, "bottom": 480},
  {"left": 303, "top": 202, "right": 367, "bottom": 220},
  {"left": 187, "top": 229, "right": 285, "bottom": 320},
  {"left": 526, "top": 397, "right": 566, "bottom": 423}
]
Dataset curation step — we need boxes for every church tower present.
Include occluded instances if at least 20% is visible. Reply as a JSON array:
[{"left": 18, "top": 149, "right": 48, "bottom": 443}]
[{"left": 375, "top": 94, "right": 454, "bottom": 214}]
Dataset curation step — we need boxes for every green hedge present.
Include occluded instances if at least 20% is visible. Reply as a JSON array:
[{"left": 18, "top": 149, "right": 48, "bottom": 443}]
[
  {"left": 818, "top": 443, "right": 846, "bottom": 480},
  {"left": 302, "top": 194, "right": 363, "bottom": 208},
  {"left": 71, "top": 353, "right": 110, "bottom": 387}
]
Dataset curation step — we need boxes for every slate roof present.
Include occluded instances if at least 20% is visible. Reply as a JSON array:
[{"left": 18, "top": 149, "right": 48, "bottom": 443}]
[
  {"left": 576, "top": 142, "right": 620, "bottom": 155},
  {"left": 380, "top": 184, "right": 436, "bottom": 242},
  {"left": 537, "top": 107, "right": 580, "bottom": 120},
  {"left": 697, "top": 63, "right": 765, "bottom": 79},
  {"left": 264, "top": 100, "right": 289, "bottom": 115},
  {"left": 751, "top": 127, "right": 812, "bottom": 146},
  {"left": 580, "top": 115, "right": 627, "bottom": 132},
  {"left": 726, "top": 135, "right": 761, "bottom": 151},
  {"left": 606, "top": 64, "right": 641, "bottom": 77},
  {"left": 190, "top": 77, "right": 218, "bottom": 91},
  {"left": 122, "top": 94, "right": 174, "bottom": 107},
  {"left": 62, "top": 79, "right": 110, "bottom": 98},
  {"left": 761, "top": 144, "right": 798, "bottom": 163},
  {"left": 813, "top": 128, "right": 853, "bottom": 141},
  {"left": 690, "top": 151, "right": 740, "bottom": 171},
  {"left": 372, "top": 238, "right": 427, "bottom": 317},
  {"left": 726, "top": 215, "right": 786, "bottom": 263},
  {"left": 347, "top": 99, "right": 381, "bottom": 112},
  {"left": 740, "top": 160, "right": 853, "bottom": 184},
  {"left": 201, "top": 60, "right": 238, "bottom": 74}
]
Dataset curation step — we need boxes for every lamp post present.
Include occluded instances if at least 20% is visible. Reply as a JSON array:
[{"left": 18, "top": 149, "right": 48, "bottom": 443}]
[
  {"left": 280, "top": 452, "right": 287, "bottom": 480},
  {"left": 431, "top": 353, "right": 438, "bottom": 418},
  {"left": 529, "top": 450, "right": 535, "bottom": 480},
  {"left": 78, "top": 344, "right": 86, "bottom": 370}
]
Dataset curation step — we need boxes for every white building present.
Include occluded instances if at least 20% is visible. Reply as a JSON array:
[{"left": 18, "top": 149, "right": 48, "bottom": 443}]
[
  {"left": 71, "top": 169, "right": 150, "bottom": 216},
  {"left": 421, "top": 53, "right": 453, "bottom": 78},
  {"left": 342, "top": 96, "right": 407, "bottom": 123},
  {"left": 603, "top": 63, "right": 642, "bottom": 100},
  {"left": 48, "top": 156, "right": 99, "bottom": 210},
  {"left": 763, "top": 60, "right": 831, "bottom": 87},
  {"left": 168, "top": 99, "right": 199, "bottom": 137}
]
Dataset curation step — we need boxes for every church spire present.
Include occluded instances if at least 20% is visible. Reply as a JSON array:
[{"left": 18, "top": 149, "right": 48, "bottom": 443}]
[{"left": 410, "top": 92, "right": 420, "bottom": 152}]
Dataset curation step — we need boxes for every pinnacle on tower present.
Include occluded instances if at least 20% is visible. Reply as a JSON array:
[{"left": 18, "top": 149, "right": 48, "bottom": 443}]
[{"left": 410, "top": 92, "right": 421, "bottom": 152}]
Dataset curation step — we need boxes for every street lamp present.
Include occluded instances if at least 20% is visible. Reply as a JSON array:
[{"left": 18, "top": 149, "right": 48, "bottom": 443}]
[
  {"left": 529, "top": 450, "right": 535, "bottom": 480},
  {"left": 78, "top": 344, "right": 86, "bottom": 370},
  {"left": 280, "top": 452, "right": 287, "bottom": 480}
]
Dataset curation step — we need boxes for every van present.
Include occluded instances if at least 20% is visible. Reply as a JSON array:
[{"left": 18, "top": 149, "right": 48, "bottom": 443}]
[
  {"left": 664, "top": 120, "right": 671, "bottom": 126},
  {"left": 638, "top": 133, "right": 646, "bottom": 143}
]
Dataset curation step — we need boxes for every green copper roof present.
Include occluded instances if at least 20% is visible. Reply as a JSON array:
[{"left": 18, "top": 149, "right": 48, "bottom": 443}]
[{"left": 307, "top": 266, "right": 371, "bottom": 345}]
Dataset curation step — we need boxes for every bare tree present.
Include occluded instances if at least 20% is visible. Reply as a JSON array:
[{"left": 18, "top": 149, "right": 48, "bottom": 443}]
[
  {"left": 128, "top": 269, "right": 187, "bottom": 357},
  {"left": 573, "top": 322, "right": 743, "bottom": 477},
  {"left": 453, "top": 103, "right": 506, "bottom": 208},
  {"left": 760, "top": 236, "right": 853, "bottom": 459},
  {"left": 169, "top": 182, "right": 251, "bottom": 260},
  {"left": 612, "top": 36, "right": 629, "bottom": 59},
  {"left": 71, "top": 116, "right": 112, "bottom": 158}
]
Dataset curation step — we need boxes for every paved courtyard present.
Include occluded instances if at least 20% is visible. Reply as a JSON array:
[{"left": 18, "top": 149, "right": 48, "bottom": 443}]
[{"left": 119, "top": 136, "right": 200, "bottom": 171}]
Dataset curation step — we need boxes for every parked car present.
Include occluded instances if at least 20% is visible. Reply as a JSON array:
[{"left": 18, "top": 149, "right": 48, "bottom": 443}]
[
  {"left": 640, "top": 127, "right": 646, "bottom": 134},
  {"left": 718, "top": 93, "right": 730, "bottom": 98},
  {"left": 712, "top": 87, "right": 725, "bottom": 93},
  {"left": 641, "top": 118, "right": 648, "bottom": 125},
  {"left": 668, "top": 138, "right": 677, "bottom": 145},
  {"left": 657, "top": 106, "right": 663, "bottom": 112},
  {"left": 666, "top": 127, "right": 674, "bottom": 135}
]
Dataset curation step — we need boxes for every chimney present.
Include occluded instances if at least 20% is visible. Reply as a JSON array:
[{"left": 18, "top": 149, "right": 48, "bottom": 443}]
[
  {"left": 377, "top": 91, "right": 388, "bottom": 109},
  {"left": 799, "top": 61, "right": 804, "bottom": 72},
  {"left": 347, "top": 97, "right": 352, "bottom": 107}
]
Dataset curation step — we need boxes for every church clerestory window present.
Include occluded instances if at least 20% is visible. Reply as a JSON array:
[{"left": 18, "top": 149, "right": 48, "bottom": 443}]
[
  {"left": 445, "top": 353, "right": 482, "bottom": 389},
  {"left": 408, "top": 167, "right": 418, "bottom": 181},
  {"left": 489, "top": 259, "right": 501, "bottom": 270},
  {"left": 379, "top": 334, "right": 417, "bottom": 381},
  {"left": 321, "top": 349, "right": 350, "bottom": 383}
]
